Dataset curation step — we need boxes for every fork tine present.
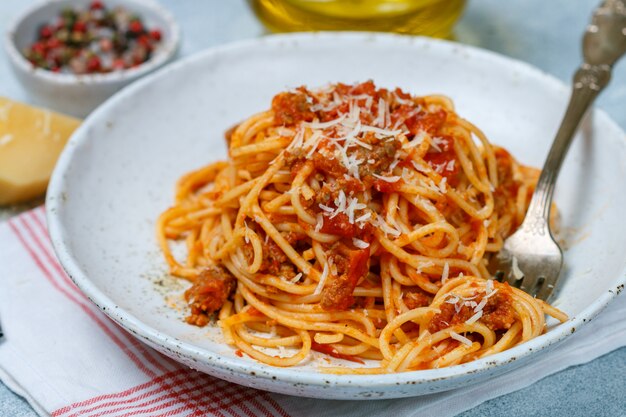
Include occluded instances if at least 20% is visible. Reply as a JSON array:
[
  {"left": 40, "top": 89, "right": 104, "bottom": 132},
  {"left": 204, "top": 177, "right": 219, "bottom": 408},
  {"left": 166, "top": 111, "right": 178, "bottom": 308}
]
[
  {"left": 516, "top": 259, "right": 545, "bottom": 296},
  {"left": 504, "top": 270, "right": 522, "bottom": 288},
  {"left": 535, "top": 274, "right": 558, "bottom": 302},
  {"left": 519, "top": 276, "right": 541, "bottom": 296}
]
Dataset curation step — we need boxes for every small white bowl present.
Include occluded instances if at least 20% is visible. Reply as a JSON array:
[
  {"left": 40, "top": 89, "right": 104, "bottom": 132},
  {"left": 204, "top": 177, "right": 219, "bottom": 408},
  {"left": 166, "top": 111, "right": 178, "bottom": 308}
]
[{"left": 4, "top": 0, "right": 180, "bottom": 117}]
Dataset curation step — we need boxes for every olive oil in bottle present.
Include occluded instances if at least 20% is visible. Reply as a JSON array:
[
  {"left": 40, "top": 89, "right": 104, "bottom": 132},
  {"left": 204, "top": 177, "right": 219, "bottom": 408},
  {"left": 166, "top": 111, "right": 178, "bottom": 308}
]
[{"left": 250, "top": 0, "right": 467, "bottom": 38}]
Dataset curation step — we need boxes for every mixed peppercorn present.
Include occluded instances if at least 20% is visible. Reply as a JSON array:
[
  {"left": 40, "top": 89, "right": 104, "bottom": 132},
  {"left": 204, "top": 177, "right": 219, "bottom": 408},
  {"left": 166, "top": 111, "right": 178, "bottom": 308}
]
[{"left": 24, "top": 1, "right": 163, "bottom": 74}]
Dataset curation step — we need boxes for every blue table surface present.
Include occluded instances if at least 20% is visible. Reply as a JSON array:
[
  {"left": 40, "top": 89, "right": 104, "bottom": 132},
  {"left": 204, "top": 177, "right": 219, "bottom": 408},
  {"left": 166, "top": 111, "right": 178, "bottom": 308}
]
[{"left": 1, "top": 0, "right": 624, "bottom": 416}]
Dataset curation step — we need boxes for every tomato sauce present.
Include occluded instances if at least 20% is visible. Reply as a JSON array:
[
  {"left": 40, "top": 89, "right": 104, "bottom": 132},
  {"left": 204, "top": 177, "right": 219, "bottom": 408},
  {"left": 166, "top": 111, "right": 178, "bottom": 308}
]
[
  {"left": 321, "top": 246, "right": 370, "bottom": 311},
  {"left": 185, "top": 266, "right": 236, "bottom": 326},
  {"left": 422, "top": 135, "right": 460, "bottom": 186},
  {"left": 404, "top": 109, "right": 447, "bottom": 136},
  {"left": 272, "top": 91, "right": 316, "bottom": 126},
  {"left": 428, "top": 282, "right": 516, "bottom": 333},
  {"left": 311, "top": 341, "right": 365, "bottom": 364},
  {"left": 320, "top": 214, "right": 357, "bottom": 238}
]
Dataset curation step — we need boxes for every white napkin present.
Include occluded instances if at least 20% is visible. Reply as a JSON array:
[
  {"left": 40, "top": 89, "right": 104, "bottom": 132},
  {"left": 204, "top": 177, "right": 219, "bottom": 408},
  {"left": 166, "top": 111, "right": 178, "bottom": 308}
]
[{"left": 1, "top": 207, "right": 624, "bottom": 417}]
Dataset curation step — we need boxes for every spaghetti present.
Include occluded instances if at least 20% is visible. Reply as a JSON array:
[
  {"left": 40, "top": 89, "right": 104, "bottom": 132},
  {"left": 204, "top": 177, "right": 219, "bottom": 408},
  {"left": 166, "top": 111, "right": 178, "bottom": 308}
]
[{"left": 157, "top": 81, "right": 567, "bottom": 373}]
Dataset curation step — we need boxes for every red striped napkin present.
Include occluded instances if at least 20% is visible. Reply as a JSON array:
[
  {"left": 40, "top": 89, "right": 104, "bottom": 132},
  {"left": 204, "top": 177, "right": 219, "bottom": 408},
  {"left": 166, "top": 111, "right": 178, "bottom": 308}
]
[{"left": 1, "top": 207, "right": 625, "bottom": 417}]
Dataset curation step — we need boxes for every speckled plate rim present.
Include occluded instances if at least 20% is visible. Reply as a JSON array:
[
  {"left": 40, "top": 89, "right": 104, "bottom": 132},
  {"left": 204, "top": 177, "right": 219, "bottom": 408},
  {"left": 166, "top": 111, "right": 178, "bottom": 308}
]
[{"left": 46, "top": 32, "right": 626, "bottom": 395}]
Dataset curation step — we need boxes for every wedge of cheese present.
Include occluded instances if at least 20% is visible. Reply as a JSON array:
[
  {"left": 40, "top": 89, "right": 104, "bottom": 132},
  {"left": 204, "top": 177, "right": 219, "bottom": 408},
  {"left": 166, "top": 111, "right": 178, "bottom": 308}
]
[{"left": 0, "top": 97, "right": 81, "bottom": 205}]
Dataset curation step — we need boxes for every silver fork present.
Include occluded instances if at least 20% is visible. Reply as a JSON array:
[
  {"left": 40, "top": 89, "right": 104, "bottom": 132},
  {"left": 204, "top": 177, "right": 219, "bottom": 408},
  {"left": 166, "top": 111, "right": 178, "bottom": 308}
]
[{"left": 488, "top": 0, "right": 626, "bottom": 302}]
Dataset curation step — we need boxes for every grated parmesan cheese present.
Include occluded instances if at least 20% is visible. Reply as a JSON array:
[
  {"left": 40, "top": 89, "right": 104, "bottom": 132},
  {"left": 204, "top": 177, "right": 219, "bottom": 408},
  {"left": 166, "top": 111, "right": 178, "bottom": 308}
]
[
  {"left": 445, "top": 295, "right": 460, "bottom": 305},
  {"left": 485, "top": 279, "right": 494, "bottom": 295},
  {"left": 450, "top": 331, "right": 472, "bottom": 347},
  {"left": 355, "top": 211, "right": 372, "bottom": 224},
  {"left": 361, "top": 125, "right": 402, "bottom": 138},
  {"left": 465, "top": 310, "right": 483, "bottom": 325},
  {"left": 431, "top": 136, "right": 446, "bottom": 152},
  {"left": 473, "top": 297, "right": 488, "bottom": 313},
  {"left": 303, "top": 114, "right": 346, "bottom": 130},
  {"left": 352, "top": 237, "right": 370, "bottom": 249},
  {"left": 313, "top": 263, "right": 330, "bottom": 295},
  {"left": 441, "top": 262, "right": 450, "bottom": 284},
  {"left": 243, "top": 221, "right": 250, "bottom": 244},
  {"left": 287, "top": 128, "right": 305, "bottom": 150},
  {"left": 439, "top": 177, "right": 447, "bottom": 193},
  {"left": 417, "top": 260, "right": 434, "bottom": 273},
  {"left": 374, "top": 216, "right": 401, "bottom": 238},
  {"left": 284, "top": 272, "right": 302, "bottom": 284},
  {"left": 319, "top": 203, "right": 334, "bottom": 213},
  {"left": 372, "top": 173, "right": 401, "bottom": 183},
  {"left": 403, "top": 130, "right": 427, "bottom": 149},
  {"left": 410, "top": 159, "right": 429, "bottom": 173},
  {"left": 315, "top": 213, "right": 324, "bottom": 232}
]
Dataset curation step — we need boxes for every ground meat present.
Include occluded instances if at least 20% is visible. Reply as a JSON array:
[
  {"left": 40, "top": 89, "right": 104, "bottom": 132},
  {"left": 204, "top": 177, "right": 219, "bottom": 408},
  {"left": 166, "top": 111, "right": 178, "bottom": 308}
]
[
  {"left": 334, "top": 80, "right": 377, "bottom": 98},
  {"left": 428, "top": 283, "right": 516, "bottom": 333},
  {"left": 320, "top": 213, "right": 357, "bottom": 238},
  {"left": 312, "top": 152, "right": 346, "bottom": 178},
  {"left": 321, "top": 245, "right": 370, "bottom": 311},
  {"left": 422, "top": 135, "right": 460, "bottom": 186},
  {"left": 403, "top": 288, "right": 432, "bottom": 310},
  {"left": 185, "top": 266, "right": 235, "bottom": 326},
  {"left": 284, "top": 148, "right": 308, "bottom": 179},
  {"left": 429, "top": 303, "right": 472, "bottom": 333},
  {"left": 315, "top": 181, "right": 342, "bottom": 207},
  {"left": 261, "top": 238, "right": 289, "bottom": 275},
  {"left": 272, "top": 91, "right": 316, "bottom": 126},
  {"left": 242, "top": 227, "right": 304, "bottom": 278},
  {"left": 393, "top": 87, "right": 413, "bottom": 102},
  {"left": 357, "top": 138, "right": 401, "bottom": 182},
  {"left": 338, "top": 175, "right": 366, "bottom": 194},
  {"left": 480, "top": 289, "right": 516, "bottom": 331},
  {"left": 372, "top": 178, "right": 402, "bottom": 193},
  {"left": 404, "top": 109, "right": 447, "bottom": 136}
]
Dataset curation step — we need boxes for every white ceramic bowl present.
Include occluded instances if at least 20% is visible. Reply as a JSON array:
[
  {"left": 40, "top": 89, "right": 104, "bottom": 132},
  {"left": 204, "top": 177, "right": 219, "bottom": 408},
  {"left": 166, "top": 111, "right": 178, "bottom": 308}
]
[
  {"left": 4, "top": 0, "right": 180, "bottom": 117},
  {"left": 46, "top": 33, "right": 626, "bottom": 399}
]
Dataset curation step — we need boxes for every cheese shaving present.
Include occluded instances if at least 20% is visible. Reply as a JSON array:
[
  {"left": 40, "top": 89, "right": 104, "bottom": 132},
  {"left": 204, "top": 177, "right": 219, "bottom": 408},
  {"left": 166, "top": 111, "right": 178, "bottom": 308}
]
[
  {"left": 355, "top": 211, "right": 372, "bottom": 224},
  {"left": 403, "top": 130, "right": 427, "bottom": 149},
  {"left": 450, "top": 331, "right": 472, "bottom": 347},
  {"left": 315, "top": 213, "right": 324, "bottom": 232},
  {"left": 375, "top": 216, "right": 401, "bottom": 237},
  {"left": 465, "top": 309, "right": 483, "bottom": 325},
  {"left": 352, "top": 238, "right": 370, "bottom": 249},
  {"left": 445, "top": 295, "right": 460, "bottom": 305},
  {"left": 286, "top": 273, "right": 302, "bottom": 284},
  {"left": 417, "top": 260, "right": 434, "bottom": 273},
  {"left": 372, "top": 173, "right": 401, "bottom": 183},
  {"left": 410, "top": 159, "right": 429, "bottom": 173},
  {"left": 243, "top": 221, "right": 250, "bottom": 244},
  {"left": 473, "top": 297, "right": 488, "bottom": 313},
  {"left": 485, "top": 279, "right": 494, "bottom": 295},
  {"left": 303, "top": 114, "right": 346, "bottom": 129},
  {"left": 441, "top": 262, "right": 450, "bottom": 284},
  {"left": 431, "top": 136, "right": 446, "bottom": 152},
  {"left": 313, "top": 263, "right": 329, "bottom": 295}
]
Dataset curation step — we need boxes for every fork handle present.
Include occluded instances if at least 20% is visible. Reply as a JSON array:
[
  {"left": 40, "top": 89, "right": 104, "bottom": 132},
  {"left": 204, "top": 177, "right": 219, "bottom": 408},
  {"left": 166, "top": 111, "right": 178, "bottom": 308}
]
[
  {"left": 524, "top": 0, "right": 626, "bottom": 232},
  {"left": 524, "top": 63, "right": 611, "bottom": 227}
]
